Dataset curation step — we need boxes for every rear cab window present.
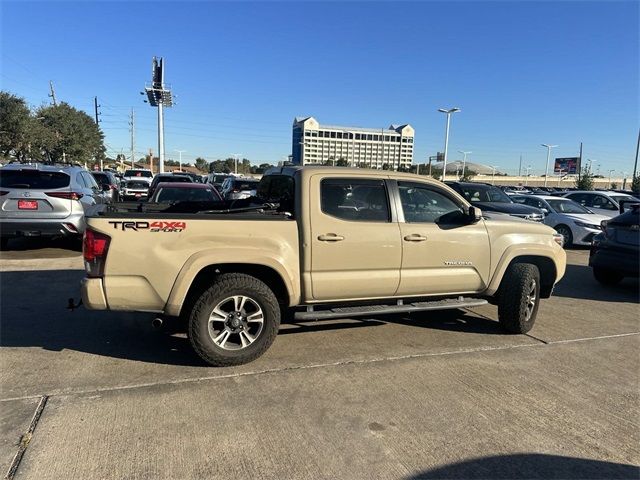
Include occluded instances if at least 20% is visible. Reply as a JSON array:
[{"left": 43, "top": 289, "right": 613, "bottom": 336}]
[{"left": 321, "top": 178, "right": 390, "bottom": 222}]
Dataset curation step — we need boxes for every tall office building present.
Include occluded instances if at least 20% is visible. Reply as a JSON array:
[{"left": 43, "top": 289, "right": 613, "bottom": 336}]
[{"left": 292, "top": 117, "right": 414, "bottom": 169}]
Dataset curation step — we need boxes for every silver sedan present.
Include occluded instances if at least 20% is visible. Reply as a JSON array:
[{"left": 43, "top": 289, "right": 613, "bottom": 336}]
[{"left": 511, "top": 195, "right": 610, "bottom": 247}]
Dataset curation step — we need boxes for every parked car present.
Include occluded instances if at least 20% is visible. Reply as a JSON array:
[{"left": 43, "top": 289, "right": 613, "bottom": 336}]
[
  {"left": 207, "top": 173, "right": 231, "bottom": 192},
  {"left": 91, "top": 171, "right": 120, "bottom": 203},
  {"left": 148, "top": 182, "right": 223, "bottom": 204},
  {"left": 0, "top": 163, "right": 104, "bottom": 247},
  {"left": 445, "top": 181, "right": 544, "bottom": 222},
  {"left": 589, "top": 203, "right": 639, "bottom": 284},
  {"left": 122, "top": 169, "right": 153, "bottom": 185},
  {"left": 147, "top": 173, "right": 193, "bottom": 198},
  {"left": 511, "top": 195, "right": 609, "bottom": 247},
  {"left": 219, "top": 177, "right": 260, "bottom": 201},
  {"left": 563, "top": 191, "right": 639, "bottom": 218},
  {"left": 121, "top": 179, "right": 151, "bottom": 201}
]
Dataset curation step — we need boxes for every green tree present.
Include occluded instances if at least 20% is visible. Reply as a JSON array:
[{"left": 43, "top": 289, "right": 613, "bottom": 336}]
[
  {"left": 610, "top": 182, "right": 618, "bottom": 190},
  {"left": 336, "top": 157, "right": 348, "bottom": 167},
  {"left": 36, "top": 102, "right": 105, "bottom": 164},
  {"left": 194, "top": 157, "right": 208, "bottom": 172},
  {"left": 575, "top": 168, "right": 595, "bottom": 190},
  {"left": 0, "top": 91, "right": 34, "bottom": 162}
]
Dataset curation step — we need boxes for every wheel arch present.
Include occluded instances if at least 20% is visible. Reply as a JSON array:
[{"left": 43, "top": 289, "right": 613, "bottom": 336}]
[
  {"left": 503, "top": 255, "right": 558, "bottom": 298},
  {"left": 169, "top": 263, "right": 292, "bottom": 319}
]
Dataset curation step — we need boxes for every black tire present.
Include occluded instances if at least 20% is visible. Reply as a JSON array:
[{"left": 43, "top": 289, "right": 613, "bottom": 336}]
[
  {"left": 188, "top": 273, "right": 280, "bottom": 367},
  {"left": 498, "top": 263, "right": 540, "bottom": 334},
  {"left": 593, "top": 267, "right": 624, "bottom": 286},
  {"left": 554, "top": 224, "right": 573, "bottom": 248}
]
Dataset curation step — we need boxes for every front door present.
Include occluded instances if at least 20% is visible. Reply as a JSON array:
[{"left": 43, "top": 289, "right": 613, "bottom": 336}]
[
  {"left": 309, "top": 175, "right": 402, "bottom": 301},
  {"left": 395, "top": 181, "right": 491, "bottom": 296}
]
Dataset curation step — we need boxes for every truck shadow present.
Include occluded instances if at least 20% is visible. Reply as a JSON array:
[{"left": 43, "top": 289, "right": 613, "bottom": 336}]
[{"left": 406, "top": 453, "right": 639, "bottom": 479}]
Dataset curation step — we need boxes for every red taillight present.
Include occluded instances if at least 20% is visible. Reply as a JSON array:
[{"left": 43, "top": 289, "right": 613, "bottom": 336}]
[
  {"left": 46, "top": 191, "right": 84, "bottom": 201},
  {"left": 83, "top": 228, "right": 111, "bottom": 277}
]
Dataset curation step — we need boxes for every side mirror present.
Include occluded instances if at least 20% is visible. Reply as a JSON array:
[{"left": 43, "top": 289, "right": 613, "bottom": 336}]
[
  {"left": 541, "top": 208, "right": 549, "bottom": 214},
  {"left": 468, "top": 206, "right": 482, "bottom": 223}
]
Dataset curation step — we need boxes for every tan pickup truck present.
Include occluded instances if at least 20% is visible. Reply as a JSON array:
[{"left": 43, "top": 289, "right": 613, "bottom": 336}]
[{"left": 81, "top": 166, "right": 566, "bottom": 366}]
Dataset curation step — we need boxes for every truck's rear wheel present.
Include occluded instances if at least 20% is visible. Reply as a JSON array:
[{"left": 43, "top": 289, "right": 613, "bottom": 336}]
[
  {"left": 188, "top": 273, "right": 280, "bottom": 367},
  {"left": 498, "top": 263, "right": 540, "bottom": 334}
]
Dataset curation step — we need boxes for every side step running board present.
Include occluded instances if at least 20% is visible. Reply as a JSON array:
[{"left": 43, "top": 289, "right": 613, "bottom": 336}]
[{"left": 294, "top": 297, "right": 488, "bottom": 321}]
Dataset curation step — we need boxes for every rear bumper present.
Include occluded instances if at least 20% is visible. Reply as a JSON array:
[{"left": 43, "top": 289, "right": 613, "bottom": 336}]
[
  {"left": 81, "top": 277, "right": 108, "bottom": 310},
  {"left": 589, "top": 247, "right": 639, "bottom": 277},
  {"left": 0, "top": 215, "right": 86, "bottom": 237}
]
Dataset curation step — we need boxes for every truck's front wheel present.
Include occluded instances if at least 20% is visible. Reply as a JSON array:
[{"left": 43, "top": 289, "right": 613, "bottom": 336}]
[
  {"left": 497, "top": 263, "right": 540, "bottom": 334},
  {"left": 188, "top": 273, "right": 280, "bottom": 367}
]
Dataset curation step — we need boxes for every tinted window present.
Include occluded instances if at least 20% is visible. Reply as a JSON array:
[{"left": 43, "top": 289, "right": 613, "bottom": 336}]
[
  {"left": 91, "top": 173, "right": 109, "bottom": 186},
  {"left": 592, "top": 195, "right": 617, "bottom": 210},
  {"left": 460, "top": 184, "right": 512, "bottom": 203},
  {"left": 257, "top": 175, "right": 295, "bottom": 203},
  {"left": 399, "top": 183, "right": 463, "bottom": 223},
  {"left": 321, "top": 178, "right": 390, "bottom": 222},
  {"left": 155, "top": 187, "right": 218, "bottom": 203},
  {"left": 0, "top": 170, "right": 70, "bottom": 189}
]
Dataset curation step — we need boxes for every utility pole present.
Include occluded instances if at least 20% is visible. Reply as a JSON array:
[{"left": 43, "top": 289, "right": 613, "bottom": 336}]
[
  {"left": 175, "top": 150, "right": 186, "bottom": 172},
  {"left": 633, "top": 128, "right": 639, "bottom": 180},
  {"left": 518, "top": 154, "right": 523, "bottom": 177},
  {"left": 48, "top": 81, "right": 57, "bottom": 106},
  {"left": 93, "top": 97, "right": 101, "bottom": 125},
  {"left": 578, "top": 142, "right": 583, "bottom": 181},
  {"left": 233, "top": 153, "right": 242, "bottom": 174},
  {"left": 129, "top": 109, "right": 135, "bottom": 169}
]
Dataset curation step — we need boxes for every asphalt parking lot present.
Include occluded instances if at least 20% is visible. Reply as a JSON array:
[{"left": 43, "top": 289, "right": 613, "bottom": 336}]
[{"left": 1, "top": 238, "right": 639, "bottom": 479}]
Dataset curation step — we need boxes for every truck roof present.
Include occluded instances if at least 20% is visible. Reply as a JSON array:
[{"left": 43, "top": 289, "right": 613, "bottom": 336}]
[{"left": 265, "top": 165, "right": 446, "bottom": 188}]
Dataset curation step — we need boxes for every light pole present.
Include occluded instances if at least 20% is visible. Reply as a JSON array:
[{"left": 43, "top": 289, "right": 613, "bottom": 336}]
[
  {"left": 541, "top": 144, "right": 558, "bottom": 187},
  {"left": 175, "top": 150, "right": 186, "bottom": 172},
  {"left": 491, "top": 166, "right": 499, "bottom": 185},
  {"left": 438, "top": 107, "right": 461, "bottom": 181},
  {"left": 458, "top": 150, "right": 471, "bottom": 179},
  {"left": 525, "top": 165, "right": 532, "bottom": 186},
  {"left": 233, "top": 153, "right": 242, "bottom": 175},
  {"left": 608, "top": 169, "right": 616, "bottom": 188}
]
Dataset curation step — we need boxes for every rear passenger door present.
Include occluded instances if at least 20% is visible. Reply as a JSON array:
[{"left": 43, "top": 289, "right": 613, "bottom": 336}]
[
  {"left": 308, "top": 175, "right": 402, "bottom": 301},
  {"left": 395, "top": 181, "right": 491, "bottom": 296}
]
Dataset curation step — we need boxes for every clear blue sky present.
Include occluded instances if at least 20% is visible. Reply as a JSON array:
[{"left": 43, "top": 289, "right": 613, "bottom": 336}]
[{"left": 2, "top": 1, "right": 638, "bottom": 175}]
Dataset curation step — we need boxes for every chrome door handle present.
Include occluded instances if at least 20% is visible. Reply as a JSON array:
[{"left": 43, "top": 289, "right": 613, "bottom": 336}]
[
  {"left": 404, "top": 234, "right": 427, "bottom": 242},
  {"left": 318, "top": 233, "right": 345, "bottom": 242}
]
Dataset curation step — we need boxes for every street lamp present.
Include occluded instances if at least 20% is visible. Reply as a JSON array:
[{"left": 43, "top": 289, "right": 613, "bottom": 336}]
[
  {"left": 438, "top": 107, "right": 461, "bottom": 181},
  {"left": 608, "top": 169, "right": 616, "bottom": 188},
  {"left": 175, "top": 150, "right": 186, "bottom": 172},
  {"left": 491, "top": 165, "right": 499, "bottom": 185},
  {"left": 541, "top": 144, "right": 558, "bottom": 187},
  {"left": 525, "top": 165, "right": 532, "bottom": 186},
  {"left": 458, "top": 150, "right": 471, "bottom": 179},
  {"left": 233, "top": 153, "right": 242, "bottom": 174}
]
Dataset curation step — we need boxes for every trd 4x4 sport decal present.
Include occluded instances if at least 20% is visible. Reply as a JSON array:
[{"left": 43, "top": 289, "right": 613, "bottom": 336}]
[{"left": 108, "top": 221, "right": 186, "bottom": 232}]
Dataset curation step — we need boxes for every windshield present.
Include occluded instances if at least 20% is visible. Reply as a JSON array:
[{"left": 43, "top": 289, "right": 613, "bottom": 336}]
[
  {"left": 124, "top": 170, "right": 152, "bottom": 178},
  {"left": 547, "top": 199, "right": 591, "bottom": 214},
  {"left": 460, "top": 184, "right": 512, "bottom": 203},
  {"left": 0, "top": 170, "right": 70, "bottom": 189}
]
